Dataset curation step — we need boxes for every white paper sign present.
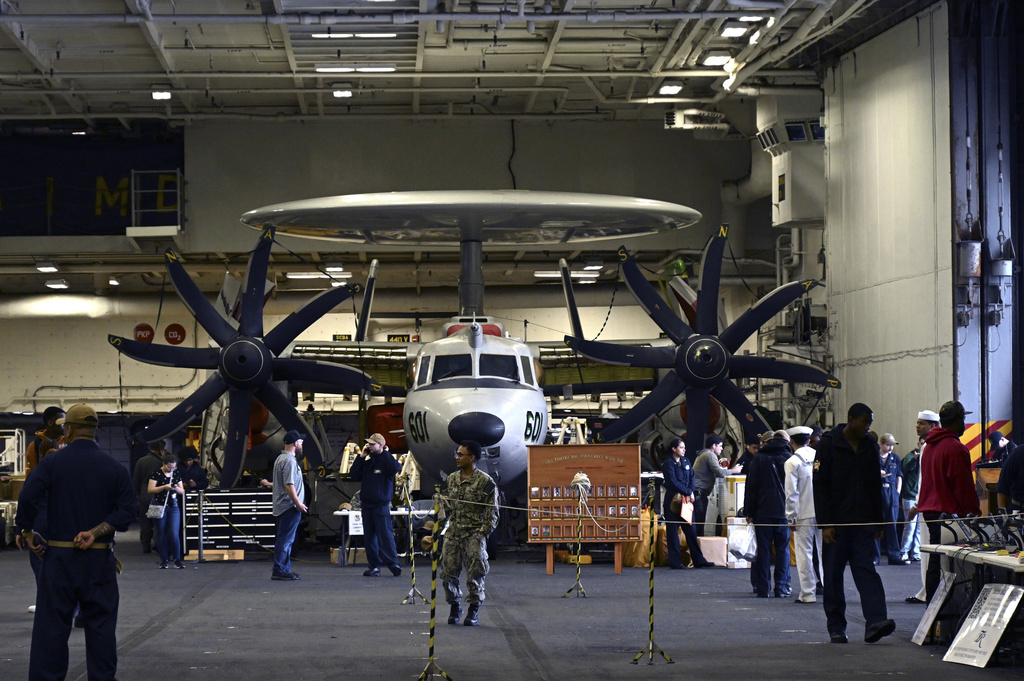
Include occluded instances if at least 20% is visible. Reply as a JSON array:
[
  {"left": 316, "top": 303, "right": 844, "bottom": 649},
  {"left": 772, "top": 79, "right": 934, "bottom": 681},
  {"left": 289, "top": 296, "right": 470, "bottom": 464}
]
[
  {"left": 348, "top": 511, "right": 364, "bottom": 536},
  {"left": 912, "top": 570, "right": 956, "bottom": 645},
  {"left": 943, "top": 583, "right": 1024, "bottom": 667}
]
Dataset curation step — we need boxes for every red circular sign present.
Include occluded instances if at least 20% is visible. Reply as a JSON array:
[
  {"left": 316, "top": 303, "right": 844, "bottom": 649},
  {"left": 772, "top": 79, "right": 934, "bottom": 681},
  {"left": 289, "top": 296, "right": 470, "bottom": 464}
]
[
  {"left": 134, "top": 323, "right": 155, "bottom": 343},
  {"left": 165, "top": 323, "right": 187, "bottom": 345}
]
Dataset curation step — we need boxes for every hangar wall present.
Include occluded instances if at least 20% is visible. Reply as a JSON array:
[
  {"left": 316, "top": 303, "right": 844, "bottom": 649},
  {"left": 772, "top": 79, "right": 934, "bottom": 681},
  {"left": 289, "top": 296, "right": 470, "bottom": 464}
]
[
  {"left": 181, "top": 118, "right": 752, "bottom": 254},
  {"left": 823, "top": 3, "right": 954, "bottom": 448}
]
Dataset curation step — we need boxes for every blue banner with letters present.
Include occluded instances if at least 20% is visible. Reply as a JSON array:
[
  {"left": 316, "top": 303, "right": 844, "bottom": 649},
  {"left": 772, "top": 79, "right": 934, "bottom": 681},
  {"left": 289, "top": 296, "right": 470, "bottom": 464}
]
[{"left": 0, "top": 135, "right": 183, "bottom": 236}]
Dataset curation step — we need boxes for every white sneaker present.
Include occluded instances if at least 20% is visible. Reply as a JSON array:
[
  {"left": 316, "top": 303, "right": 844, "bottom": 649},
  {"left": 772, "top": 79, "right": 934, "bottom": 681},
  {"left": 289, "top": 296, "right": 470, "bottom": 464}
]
[{"left": 28, "top": 605, "right": 36, "bottom": 613}]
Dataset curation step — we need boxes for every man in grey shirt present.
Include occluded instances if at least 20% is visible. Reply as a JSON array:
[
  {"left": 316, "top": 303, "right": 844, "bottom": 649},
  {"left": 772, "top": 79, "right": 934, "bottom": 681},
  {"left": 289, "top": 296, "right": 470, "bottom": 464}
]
[
  {"left": 692, "top": 433, "right": 741, "bottom": 536},
  {"left": 271, "top": 430, "right": 307, "bottom": 581}
]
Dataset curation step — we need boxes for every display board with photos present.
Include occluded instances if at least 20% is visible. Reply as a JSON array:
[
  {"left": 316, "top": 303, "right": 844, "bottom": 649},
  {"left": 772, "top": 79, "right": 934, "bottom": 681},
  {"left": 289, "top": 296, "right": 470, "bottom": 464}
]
[{"left": 526, "top": 444, "right": 641, "bottom": 543}]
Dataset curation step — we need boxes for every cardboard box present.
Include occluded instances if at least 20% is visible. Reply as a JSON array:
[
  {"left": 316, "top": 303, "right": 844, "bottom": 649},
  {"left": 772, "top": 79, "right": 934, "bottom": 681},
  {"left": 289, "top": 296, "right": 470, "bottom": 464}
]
[
  {"left": 697, "top": 536, "right": 728, "bottom": 567},
  {"left": 200, "top": 549, "right": 244, "bottom": 561}
]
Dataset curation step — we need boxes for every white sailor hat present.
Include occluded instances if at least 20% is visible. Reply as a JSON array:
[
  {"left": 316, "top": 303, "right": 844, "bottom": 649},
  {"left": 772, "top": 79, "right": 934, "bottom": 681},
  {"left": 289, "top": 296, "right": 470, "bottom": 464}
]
[
  {"left": 786, "top": 426, "right": 813, "bottom": 437},
  {"left": 917, "top": 410, "right": 940, "bottom": 422}
]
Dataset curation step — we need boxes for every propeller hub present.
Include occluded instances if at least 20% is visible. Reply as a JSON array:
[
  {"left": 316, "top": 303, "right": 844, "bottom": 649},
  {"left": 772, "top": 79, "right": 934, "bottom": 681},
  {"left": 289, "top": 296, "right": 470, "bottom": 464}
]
[
  {"left": 220, "top": 337, "right": 272, "bottom": 390},
  {"left": 678, "top": 335, "right": 729, "bottom": 387}
]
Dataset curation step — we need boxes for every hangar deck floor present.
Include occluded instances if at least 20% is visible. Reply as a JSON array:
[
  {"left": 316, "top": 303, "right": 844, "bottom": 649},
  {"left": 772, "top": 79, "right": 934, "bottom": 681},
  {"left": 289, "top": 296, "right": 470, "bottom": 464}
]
[{"left": 1, "top": 530, "right": 1022, "bottom": 681}]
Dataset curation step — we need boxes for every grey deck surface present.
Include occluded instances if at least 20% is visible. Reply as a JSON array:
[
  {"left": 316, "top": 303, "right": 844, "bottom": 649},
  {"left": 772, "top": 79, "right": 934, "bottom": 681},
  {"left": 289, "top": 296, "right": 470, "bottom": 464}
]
[{"left": 1, "top": 530, "right": 1022, "bottom": 680}]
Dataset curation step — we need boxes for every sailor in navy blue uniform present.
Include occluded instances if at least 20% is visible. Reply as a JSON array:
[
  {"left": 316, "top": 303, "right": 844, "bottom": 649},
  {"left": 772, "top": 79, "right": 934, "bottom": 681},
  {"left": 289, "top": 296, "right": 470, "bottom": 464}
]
[
  {"left": 660, "top": 437, "right": 713, "bottom": 569},
  {"left": 15, "top": 404, "right": 137, "bottom": 681}
]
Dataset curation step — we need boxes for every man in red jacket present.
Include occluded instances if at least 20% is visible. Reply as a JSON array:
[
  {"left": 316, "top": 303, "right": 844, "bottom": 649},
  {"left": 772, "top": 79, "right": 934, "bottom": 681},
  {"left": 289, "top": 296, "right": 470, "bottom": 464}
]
[{"left": 917, "top": 400, "right": 981, "bottom": 601}]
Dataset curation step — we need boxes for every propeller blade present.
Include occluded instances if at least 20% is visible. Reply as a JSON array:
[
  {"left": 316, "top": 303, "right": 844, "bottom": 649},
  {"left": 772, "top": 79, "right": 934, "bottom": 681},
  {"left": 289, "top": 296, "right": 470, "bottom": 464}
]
[
  {"left": 730, "top": 355, "right": 841, "bottom": 388},
  {"left": 107, "top": 335, "right": 218, "bottom": 369},
  {"left": 559, "top": 258, "right": 585, "bottom": 339},
  {"left": 219, "top": 388, "right": 253, "bottom": 488},
  {"left": 272, "top": 358, "right": 381, "bottom": 393},
  {"left": 138, "top": 373, "right": 228, "bottom": 442},
  {"left": 263, "top": 283, "right": 361, "bottom": 356},
  {"left": 565, "top": 336, "right": 675, "bottom": 368},
  {"left": 695, "top": 234, "right": 727, "bottom": 335},
  {"left": 617, "top": 246, "right": 693, "bottom": 344},
  {"left": 165, "top": 250, "right": 236, "bottom": 347},
  {"left": 683, "top": 386, "right": 710, "bottom": 461},
  {"left": 254, "top": 382, "right": 324, "bottom": 468},
  {"left": 709, "top": 380, "right": 771, "bottom": 443},
  {"left": 719, "top": 279, "right": 823, "bottom": 352},
  {"left": 355, "top": 260, "right": 378, "bottom": 342},
  {"left": 592, "top": 371, "right": 687, "bottom": 444},
  {"left": 238, "top": 227, "right": 275, "bottom": 338}
]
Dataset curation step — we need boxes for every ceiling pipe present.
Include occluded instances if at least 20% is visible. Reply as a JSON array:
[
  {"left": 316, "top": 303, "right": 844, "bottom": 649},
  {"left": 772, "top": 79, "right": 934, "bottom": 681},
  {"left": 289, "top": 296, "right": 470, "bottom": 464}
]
[
  {"left": 0, "top": 11, "right": 779, "bottom": 27},
  {"left": 0, "top": 69, "right": 814, "bottom": 82}
]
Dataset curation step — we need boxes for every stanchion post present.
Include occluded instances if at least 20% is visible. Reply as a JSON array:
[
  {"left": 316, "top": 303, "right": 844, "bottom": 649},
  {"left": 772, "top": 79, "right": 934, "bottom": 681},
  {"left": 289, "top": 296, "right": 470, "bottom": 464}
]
[
  {"left": 418, "top": 487, "right": 453, "bottom": 681},
  {"left": 562, "top": 492, "right": 588, "bottom": 598},
  {"left": 402, "top": 479, "right": 428, "bottom": 605},
  {"left": 632, "top": 480, "right": 673, "bottom": 664}
]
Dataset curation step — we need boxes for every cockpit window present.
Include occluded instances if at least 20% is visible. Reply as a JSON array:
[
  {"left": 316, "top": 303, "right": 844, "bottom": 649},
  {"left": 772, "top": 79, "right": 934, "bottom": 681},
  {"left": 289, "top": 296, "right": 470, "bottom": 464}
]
[
  {"left": 519, "top": 356, "right": 534, "bottom": 385},
  {"left": 417, "top": 356, "right": 431, "bottom": 387},
  {"left": 432, "top": 354, "right": 472, "bottom": 381},
  {"left": 480, "top": 354, "right": 519, "bottom": 381}
]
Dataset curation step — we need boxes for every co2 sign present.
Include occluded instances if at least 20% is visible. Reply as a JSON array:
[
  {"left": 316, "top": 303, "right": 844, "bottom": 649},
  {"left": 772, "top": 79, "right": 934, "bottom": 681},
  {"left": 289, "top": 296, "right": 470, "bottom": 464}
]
[
  {"left": 165, "top": 323, "right": 187, "bottom": 345},
  {"left": 134, "top": 323, "right": 155, "bottom": 343}
]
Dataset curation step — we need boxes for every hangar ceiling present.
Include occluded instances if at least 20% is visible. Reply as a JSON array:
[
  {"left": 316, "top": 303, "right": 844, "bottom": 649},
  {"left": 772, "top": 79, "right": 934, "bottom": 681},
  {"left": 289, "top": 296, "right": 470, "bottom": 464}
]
[{"left": 0, "top": 0, "right": 937, "bottom": 297}]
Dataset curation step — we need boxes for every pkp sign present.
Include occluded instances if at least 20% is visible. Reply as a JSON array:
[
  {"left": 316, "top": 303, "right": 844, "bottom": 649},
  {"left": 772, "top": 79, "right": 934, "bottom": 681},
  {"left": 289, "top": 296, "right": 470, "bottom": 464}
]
[
  {"left": 165, "top": 323, "right": 187, "bottom": 345},
  {"left": 134, "top": 323, "right": 155, "bottom": 343}
]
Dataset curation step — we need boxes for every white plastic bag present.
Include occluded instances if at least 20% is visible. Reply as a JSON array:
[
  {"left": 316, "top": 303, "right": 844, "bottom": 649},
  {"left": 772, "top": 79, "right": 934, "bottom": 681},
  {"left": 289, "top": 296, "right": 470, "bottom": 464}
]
[{"left": 728, "top": 522, "right": 756, "bottom": 562}]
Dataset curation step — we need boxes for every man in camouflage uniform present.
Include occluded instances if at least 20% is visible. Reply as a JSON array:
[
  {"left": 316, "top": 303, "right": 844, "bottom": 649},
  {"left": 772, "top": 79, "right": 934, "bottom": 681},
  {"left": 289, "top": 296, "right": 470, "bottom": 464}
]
[{"left": 438, "top": 440, "right": 498, "bottom": 627}]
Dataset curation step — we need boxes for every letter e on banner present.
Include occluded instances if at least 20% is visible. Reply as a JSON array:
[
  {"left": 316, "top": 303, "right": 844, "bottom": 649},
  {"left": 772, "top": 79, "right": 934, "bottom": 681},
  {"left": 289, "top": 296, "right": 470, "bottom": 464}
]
[
  {"left": 165, "top": 323, "right": 186, "bottom": 345},
  {"left": 134, "top": 323, "right": 155, "bottom": 343}
]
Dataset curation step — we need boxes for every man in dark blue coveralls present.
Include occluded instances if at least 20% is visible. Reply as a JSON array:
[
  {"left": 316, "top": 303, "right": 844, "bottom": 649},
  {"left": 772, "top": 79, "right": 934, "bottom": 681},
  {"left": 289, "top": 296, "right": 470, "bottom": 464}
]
[{"left": 15, "top": 403, "right": 137, "bottom": 681}]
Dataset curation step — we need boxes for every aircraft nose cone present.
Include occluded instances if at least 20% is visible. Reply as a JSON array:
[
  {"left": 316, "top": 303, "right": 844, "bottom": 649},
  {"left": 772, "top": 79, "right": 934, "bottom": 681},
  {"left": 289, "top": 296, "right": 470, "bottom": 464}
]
[{"left": 448, "top": 412, "right": 505, "bottom": 447}]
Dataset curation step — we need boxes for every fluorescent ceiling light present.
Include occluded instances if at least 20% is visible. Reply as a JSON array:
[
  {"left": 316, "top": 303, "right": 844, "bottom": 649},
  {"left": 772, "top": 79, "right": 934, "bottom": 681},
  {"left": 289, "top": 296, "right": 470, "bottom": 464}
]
[
  {"left": 356, "top": 65, "right": 396, "bottom": 73},
  {"left": 354, "top": 33, "right": 398, "bottom": 39},
  {"left": 332, "top": 84, "right": 353, "bottom": 98},
  {"left": 108, "top": 276, "right": 120, "bottom": 286},
  {"left": 658, "top": 81, "right": 683, "bottom": 96},
  {"left": 702, "top": 51, "right": 732, "bottom": 67},
  {"left": 151, "top": 88, "right": 172, "bottom": 100},
  {"left": 312, "top": 32, "right": 355, "bottom": 38},
  {"left": 36, "top": 261, "right": 58, "bottom": 273},
  {"left": 739, "top": 15, "right": 763, "bottom": 22},
  {"left": 45, "top": 279, "right": 69, "bottom": 289},
  {"left": 534, "top": 271, "right": 599, "bottom": 279},
  {"left": 315, "top": 65, "right": 355, "bottom": 73},
  {"left": 285, "top": 271, "right": 329, "bottom": 279},
  {"left": 720, "top": 21, "right": 747, "bottom": 38},
  {"left": 324, "top": 262, "right": 345, "bottom": 272}
]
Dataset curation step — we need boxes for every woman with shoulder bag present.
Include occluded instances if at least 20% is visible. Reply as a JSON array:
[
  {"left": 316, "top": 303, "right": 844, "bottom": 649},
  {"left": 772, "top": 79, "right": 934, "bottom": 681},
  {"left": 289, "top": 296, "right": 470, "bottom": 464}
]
[{"left": 148, "top": 453, "right": 185, "bottom": 569}]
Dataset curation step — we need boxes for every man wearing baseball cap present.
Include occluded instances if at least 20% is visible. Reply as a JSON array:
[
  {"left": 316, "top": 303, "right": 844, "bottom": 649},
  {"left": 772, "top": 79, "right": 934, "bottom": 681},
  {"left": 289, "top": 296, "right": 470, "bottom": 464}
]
[
  {"left": 904, "top": 409, "right": 940, "bottom": 604},
  {"left": 348, "top": 433, "right": 402, "bottom": 577},
  {"left": 271, "top": 430, "right": 307, "bottom": 581},
  {"left": 15, "top": 404, "right": 137, "bottom": 680},
  {"left": 917, "top": 400, "right": 980, "bottom": 602}
]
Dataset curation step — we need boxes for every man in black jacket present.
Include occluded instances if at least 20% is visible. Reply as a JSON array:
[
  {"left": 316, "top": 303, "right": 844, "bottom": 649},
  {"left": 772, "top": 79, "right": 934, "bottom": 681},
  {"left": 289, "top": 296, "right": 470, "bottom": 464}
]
[
  {"left": 813, "top": 403, "right": 896, "bottom": 645},
  {"left": 349, "top": 433, "right": 402, "bottom": 577},
  {"left": 744, "top": 430, "right": 792, "bottom": 598}
]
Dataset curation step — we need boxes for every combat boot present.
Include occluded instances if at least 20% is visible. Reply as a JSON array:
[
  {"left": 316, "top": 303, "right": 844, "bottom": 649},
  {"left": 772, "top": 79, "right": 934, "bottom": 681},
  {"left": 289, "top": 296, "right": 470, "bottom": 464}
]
[
  {"left": 447, "top": 602, "right": 463, "bottom": 625},
  {"left": 464, "top": 603, "right": 480, "bottom": 626}
]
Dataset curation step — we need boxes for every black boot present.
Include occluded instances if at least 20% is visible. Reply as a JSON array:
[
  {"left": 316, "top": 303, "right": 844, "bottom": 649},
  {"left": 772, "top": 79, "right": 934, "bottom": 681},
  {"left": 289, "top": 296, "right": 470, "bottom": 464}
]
[
  {"left": 447, "top": 602, "right": 463, "bottom": 625},
  {"left": 463, "top": 603, "right": 480, "bottom": 626}
]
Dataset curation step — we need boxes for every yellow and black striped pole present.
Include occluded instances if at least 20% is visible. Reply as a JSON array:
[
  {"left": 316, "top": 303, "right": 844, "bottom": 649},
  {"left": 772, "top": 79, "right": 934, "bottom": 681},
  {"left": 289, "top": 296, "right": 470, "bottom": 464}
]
[
  {"left": 418, "top": 487, "right": 452, "bottom": 681},
  {"left": 562, "top": 493, "right": 587, "bottom": 598},
  {"left": 632, "top": 480, "right": 673, "bottom": 664},
  {"left": 402, "top": 480, "right": 428, "bottom": 605}
]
